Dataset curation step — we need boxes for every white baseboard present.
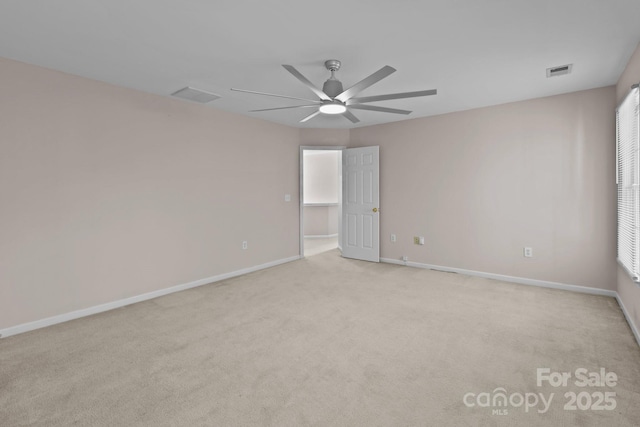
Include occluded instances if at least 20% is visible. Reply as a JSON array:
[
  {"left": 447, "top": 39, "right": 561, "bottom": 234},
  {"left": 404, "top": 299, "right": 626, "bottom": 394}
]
[
  {"left": 616, "top": 294, "right": 640, "bottom": 348},
  {"left": 380, "top": 258, "right": 640, "bottom": 347},
  {"left": 0, "top": 255, "right": 301, "bottom": 339},
  {"left": 380, "top": 257, "right": 617, "bottom": 297},
  {"left": 304, "top": 234, "right": 339, "bottom": 239}
]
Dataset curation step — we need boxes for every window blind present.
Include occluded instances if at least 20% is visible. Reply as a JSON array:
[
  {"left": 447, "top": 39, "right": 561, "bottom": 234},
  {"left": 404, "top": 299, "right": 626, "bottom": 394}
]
[{"left": 617, "top": 85, "right": 640, "bottom": 282}]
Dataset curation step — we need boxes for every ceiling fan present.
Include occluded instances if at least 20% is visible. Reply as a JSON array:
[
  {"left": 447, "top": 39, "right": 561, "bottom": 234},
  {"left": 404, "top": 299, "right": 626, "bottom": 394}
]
[{"left": 231, "top": 60, "right": 437, "bottom": 124}]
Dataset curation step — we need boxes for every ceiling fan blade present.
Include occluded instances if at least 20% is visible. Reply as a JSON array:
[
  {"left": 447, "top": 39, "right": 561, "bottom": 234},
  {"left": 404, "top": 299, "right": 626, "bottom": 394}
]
[
  {"left": 349, "top": 89, "right": 437, "bottom": 104},
  {"left": 250, "top": 104, "right": 319, "bottom": 112},
  {"left": 348, "top": 104, "right": 412, "bottom": 115},
  {"left": 300, "top": 110, "right": 322, "bottom": 123},
  {"left": 282, "top": 65, "right": 332, "bottom": 101},
  {"left": 231, "top": 88, "right": 321, "bottom": 104},
  {"left": 342, "top": 110, "right": 360, "bottom": 123},
  {"left": 334, "top": 65, "right": 396, "bottom": 102}
]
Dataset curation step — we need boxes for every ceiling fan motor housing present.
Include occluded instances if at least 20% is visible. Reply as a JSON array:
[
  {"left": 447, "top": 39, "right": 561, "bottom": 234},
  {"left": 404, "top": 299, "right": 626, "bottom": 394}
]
[{"left": 323, "top": 78, "right": 344, "bottom": 98}]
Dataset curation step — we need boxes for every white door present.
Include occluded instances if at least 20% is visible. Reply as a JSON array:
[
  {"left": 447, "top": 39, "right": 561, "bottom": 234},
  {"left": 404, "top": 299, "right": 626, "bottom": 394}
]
[{"left": 342, "top": 146, "right": 379, "bottom": 262}]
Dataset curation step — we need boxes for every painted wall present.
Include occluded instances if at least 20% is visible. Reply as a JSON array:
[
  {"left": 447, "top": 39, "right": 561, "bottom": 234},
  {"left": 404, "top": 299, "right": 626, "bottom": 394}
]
[
  {"left": 299, "top": 128, "right": 349, "bottom": 147},
  {"left": 303, "top": 205, "right": 339, "bottom": 236},
  {"left": 616, "top": 42, "right": 640, "bottom": 338},
  {"left": 350, "top": 86, "right": 617, "bottom": 290},
  {"left": 0, "top": 52, "right": 626, "bottom": 332},
  {"left": 303, "top": 151, "right": 339, "bottom": 204},
  {"left": 0, "top": 57, "right": 300, "bottom": 330}
]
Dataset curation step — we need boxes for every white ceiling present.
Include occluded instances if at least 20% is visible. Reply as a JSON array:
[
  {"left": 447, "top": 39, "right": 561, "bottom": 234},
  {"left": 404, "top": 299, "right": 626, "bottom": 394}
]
[{"left": 1, "top": 0, "right": 639, "bottom": 129}]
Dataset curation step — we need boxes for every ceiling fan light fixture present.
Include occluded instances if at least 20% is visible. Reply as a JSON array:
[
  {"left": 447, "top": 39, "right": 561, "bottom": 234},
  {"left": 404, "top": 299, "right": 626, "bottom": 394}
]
[{"left": 319, "top": 101, "right": 347, "bottom": 115}]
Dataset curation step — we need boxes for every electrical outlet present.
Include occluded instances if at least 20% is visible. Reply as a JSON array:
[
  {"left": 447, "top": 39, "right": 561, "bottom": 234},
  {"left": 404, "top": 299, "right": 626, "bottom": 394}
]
[
  {"left": 524, "top": 247, "right": 533, "bottom": 258},
  {"left": 391, "top": 234, "right": 397, "bottom": 242},
  {"left": 242, "top": 241, "right": 248, "bottom": 250},
  {"left": 414, "top": 236, "right": 420, "bottom": 245},
  {"left": 402, "top": 255, "right": 409, "bottom": 262}
]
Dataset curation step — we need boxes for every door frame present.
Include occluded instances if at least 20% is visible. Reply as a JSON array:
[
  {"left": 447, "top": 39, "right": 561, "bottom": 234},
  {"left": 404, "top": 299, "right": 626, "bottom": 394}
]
[{"left": 299, "top": 145, "right": 345, "bottom": 258}]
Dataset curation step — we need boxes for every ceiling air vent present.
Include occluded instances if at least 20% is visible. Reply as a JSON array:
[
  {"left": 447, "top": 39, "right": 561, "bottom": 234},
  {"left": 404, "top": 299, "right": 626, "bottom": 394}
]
[
  {"left": 171, "top": 87, "right": 220, "bottom": 103},
  {"left": 546, "top": 64, "right": 573, "bottom": 78}
]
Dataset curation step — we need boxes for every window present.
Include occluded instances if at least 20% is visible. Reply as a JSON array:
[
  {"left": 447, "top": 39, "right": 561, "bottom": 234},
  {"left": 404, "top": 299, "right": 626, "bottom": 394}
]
[{"left": 617, "top": 84, "right": 640, "bottom": 281}]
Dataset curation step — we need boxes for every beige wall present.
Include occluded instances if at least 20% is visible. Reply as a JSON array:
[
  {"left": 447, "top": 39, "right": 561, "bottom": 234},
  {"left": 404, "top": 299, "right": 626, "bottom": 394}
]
[
  {"left": 299, "top": 128, "right": 349, "bottom": 146},
  {"left": 616, "top": 42, "right": 640, "bottom": 337},
  {"left": 350, "top": 86, "right": 617, "bottom": 290},
  {"left": 0, "top": 52, "right": 627, "bottom": 333},
  {"left": 0, "top": 57, "right": 300, "bottom": 330},
  {"left": 303, "top": 205, "right": 339, "bottom": 236},
  {"left": 303, "top": 151, "right": 340, "bottom": 204}
]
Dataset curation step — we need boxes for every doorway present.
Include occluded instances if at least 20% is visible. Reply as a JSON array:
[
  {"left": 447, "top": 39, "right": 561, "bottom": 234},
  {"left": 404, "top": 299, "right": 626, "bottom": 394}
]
[{"left": 300, "top": 147, "right": 343, "bottom": 257}]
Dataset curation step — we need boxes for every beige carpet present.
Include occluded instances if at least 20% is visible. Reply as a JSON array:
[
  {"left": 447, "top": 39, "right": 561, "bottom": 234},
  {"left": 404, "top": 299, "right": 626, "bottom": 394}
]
[
  {"left": 304, "top": 236, "right": 339, "bottom": 257},
  {"left": 1, "top": 250, "right": 639, "bottom": 426}
]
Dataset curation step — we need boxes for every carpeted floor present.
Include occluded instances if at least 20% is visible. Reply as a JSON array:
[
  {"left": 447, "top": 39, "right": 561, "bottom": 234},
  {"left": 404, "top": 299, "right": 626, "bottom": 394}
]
[
  {"left": 304, "top": 236, "right": 339, "bottom": 257},
  {"left": 1, "top": 250, "right": 639, "bottom": 426}
]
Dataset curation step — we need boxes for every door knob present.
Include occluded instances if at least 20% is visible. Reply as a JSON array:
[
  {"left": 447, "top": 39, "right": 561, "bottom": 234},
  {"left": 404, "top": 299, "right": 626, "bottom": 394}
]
[{"left": 372, "top": 208, "right": 378, "bottom": 213}]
